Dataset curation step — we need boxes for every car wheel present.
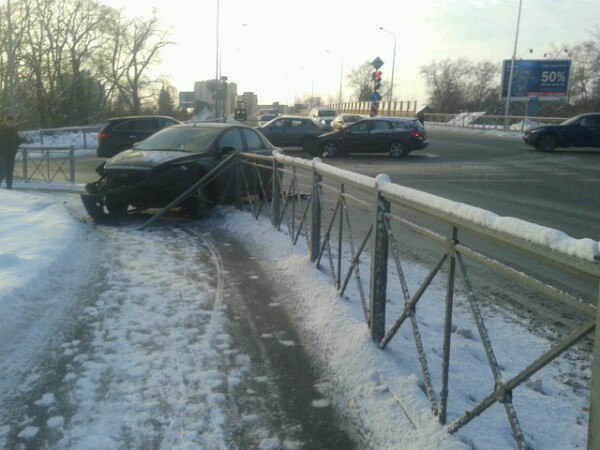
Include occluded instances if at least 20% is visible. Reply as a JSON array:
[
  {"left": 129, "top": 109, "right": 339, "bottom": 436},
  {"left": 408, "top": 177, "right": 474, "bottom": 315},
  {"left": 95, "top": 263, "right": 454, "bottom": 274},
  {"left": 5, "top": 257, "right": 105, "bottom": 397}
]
[
  {"left": 185, "top": 185, "right": 213, "bottom": 219},
  {"left": 322, "top": 142, "right": 341, "bottom": 157},
  {"left": 302, "top": 137, "right": 317, "bottom": 154},
  {"left": 389, "top": 142, "right": 407, "bottom": 158},
  {"left": 536, "top": 134, "right": 557, "bottom": 152},
  {"left": 105, "top": 200, "right": 129, "bottom": 217}
]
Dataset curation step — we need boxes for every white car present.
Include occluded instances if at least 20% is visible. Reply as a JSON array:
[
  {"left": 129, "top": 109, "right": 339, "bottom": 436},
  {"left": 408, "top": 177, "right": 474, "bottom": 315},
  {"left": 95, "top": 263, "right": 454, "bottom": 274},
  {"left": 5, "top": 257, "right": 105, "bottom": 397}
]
[{"left": 309, "top": 108, "right": 338, "bottom": 131}]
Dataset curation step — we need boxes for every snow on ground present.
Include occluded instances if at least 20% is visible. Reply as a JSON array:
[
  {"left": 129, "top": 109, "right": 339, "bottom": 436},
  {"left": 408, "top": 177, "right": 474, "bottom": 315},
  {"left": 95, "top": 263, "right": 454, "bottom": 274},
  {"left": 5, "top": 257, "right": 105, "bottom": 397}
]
[{"left": 0, "top": 182, "right": 593, "bottom": 448}]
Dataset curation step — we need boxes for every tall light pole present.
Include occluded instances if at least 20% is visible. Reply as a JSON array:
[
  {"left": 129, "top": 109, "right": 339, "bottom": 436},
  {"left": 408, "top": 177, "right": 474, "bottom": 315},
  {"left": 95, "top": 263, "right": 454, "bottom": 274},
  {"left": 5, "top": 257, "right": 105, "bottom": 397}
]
[
  {"left": 504, "top": 0, "right": 524, "bottom": 130},
  {"left": 379, "top": 27, "right": 396, "bottom": 115},
  {"left": 326, "top": 50, "right": 343, "bottom": 105},
  {"left": 7, "top": 0, "right": 16, "bottom": 115}
]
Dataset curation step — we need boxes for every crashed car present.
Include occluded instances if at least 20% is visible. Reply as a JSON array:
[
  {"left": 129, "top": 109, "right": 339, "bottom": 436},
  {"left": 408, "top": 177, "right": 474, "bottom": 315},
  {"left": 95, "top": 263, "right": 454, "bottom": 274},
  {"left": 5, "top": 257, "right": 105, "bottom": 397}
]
[{"left": 81, "top": 123, "right": 276, "bottom": 221}]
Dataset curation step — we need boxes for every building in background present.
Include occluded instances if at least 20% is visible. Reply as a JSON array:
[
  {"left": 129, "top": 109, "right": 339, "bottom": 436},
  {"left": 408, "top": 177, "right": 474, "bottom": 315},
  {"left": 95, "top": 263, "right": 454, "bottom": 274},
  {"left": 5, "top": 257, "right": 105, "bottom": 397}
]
[{"left": 237, "top": 92, "right": 258, "bottom": 115}]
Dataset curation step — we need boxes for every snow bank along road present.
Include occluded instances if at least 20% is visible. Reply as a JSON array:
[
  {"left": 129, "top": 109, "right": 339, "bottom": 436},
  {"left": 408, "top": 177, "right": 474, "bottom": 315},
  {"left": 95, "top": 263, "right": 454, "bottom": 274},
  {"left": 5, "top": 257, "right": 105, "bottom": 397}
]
[
  {"left": 0, "top": 192, "right": 354, "bottom": 449},
  {"left": 0, "top": 190, "right": 594, "bottom": 449}
]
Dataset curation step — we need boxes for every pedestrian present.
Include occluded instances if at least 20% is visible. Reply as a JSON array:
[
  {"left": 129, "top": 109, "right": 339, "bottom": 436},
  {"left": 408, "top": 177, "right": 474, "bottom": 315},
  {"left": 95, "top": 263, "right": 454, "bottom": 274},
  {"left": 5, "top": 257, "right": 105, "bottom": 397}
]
[
  {"left": 0, "top": 115, "right": 23, "bottom": 189},
  {"left": 417, "top": 110, "right": 426, "bottom": 125}
]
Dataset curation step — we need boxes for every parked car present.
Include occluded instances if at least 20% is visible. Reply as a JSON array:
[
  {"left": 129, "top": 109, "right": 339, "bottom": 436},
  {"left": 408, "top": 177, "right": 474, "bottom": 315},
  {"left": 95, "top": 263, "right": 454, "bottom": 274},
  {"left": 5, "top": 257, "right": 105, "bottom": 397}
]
[
  {"left": 316, "top": 117, "right": 428, "bottom": 157},
  {"left": 258, "top": 113, "right": 278, "bottom": 126},
  {"left": 256, "top": 109, "right": 280, "bottom": 120},
  {"left": 82, "top": 123, "right": 277, "bottom": 221},
  {"left": 256, "top": 115, "right": 324, "bottom": 152},
  {"left": 330, "top": 114, "right": 366, "bottom": 131},
  {"left": 523, "top": 113, "right": 600, "bottom": 152},
  {"left": 97, "top": 115, "right": 181, "bottom": 158},
  {"left": 309, "top": 108, "right": 338, "bottom": 131}
]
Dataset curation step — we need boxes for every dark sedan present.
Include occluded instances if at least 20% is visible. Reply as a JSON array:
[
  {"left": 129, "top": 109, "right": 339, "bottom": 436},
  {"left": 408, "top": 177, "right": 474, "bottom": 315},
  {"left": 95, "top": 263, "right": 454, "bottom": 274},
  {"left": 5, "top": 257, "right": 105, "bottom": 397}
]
[
  {"left": 256, "top": 116, "right": 324, "bottom": 152},
  {"left": 523, "top": 113, "right": 600, "bottom": 152},
  {"left": 315, "top": 117, "right": 428, "bottom": 157},
  {"left": 81, "top": 123, "right": 276, "bottom": 221}
]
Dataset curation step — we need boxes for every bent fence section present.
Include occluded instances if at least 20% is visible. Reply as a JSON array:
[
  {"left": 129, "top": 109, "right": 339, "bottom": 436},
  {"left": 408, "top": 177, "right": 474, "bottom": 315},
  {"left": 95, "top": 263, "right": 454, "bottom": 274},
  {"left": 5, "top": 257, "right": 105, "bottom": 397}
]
[
  {"left": 232, "top": 151, "right": 599, "bottom": 450},
  {"left": 14, "top": 146, "right": 76, "bottom": 184}
]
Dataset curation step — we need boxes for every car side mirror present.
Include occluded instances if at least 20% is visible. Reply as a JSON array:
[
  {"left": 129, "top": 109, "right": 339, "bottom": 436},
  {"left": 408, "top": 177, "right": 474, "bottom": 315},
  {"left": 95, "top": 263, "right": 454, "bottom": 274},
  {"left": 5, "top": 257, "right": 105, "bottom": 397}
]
[{"left": 220, "top": 146, "right": 237, "bottom": 154}]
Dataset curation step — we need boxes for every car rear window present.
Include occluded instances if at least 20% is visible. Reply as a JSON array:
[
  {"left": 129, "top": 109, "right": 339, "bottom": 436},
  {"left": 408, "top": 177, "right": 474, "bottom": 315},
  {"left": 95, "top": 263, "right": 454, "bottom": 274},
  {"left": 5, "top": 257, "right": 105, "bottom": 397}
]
[{"left": 113, "top": 119, "right": 158, "bottom": 132}]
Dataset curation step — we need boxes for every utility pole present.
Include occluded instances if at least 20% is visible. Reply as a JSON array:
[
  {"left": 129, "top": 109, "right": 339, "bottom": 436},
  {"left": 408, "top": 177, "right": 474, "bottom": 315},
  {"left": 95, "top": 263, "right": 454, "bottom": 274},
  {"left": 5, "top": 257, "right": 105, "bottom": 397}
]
[
  {"left": 504, "top": 0, "right": 523, "bottom": 130},
  {"left": 215, "top": 0, "right": 220, "bottom": 119}
]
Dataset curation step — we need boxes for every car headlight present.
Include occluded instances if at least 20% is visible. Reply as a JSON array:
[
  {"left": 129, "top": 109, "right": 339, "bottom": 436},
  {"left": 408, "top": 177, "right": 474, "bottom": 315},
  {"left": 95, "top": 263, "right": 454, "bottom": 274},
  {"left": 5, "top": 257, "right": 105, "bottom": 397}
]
[{"left": 320, "top": 119, "right": 326, "bottom": 124}]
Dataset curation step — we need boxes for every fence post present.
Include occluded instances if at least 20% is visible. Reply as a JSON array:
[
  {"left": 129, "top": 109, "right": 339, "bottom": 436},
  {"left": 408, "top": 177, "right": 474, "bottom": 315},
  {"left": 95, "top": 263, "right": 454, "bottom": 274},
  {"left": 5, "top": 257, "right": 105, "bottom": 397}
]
[
  {"left": 310, "top": 160, "right": 322, "bottom": 262},
  {"left": 439, "top": 226, "right": 458, "bottom": 424},
  {"left": 69, "top": 146, "right": 76, "bottom": 183},
  {"left": 369, "top": 174, "right": 390, "bottom": 343},
  {"left": 83, "top": 131, "right": 87, "bottom": 149},
  {"left": 22, "top": 149, "right": 28, "bottom": 181},
  {"left": 588, "top": 282, "right": 600, "bottom": 450},
  {"left": 235, "top": 152, "right": 242, "bottom": 209},
  {"left": 39, "top": 130, "right": 44, "bottom": 146},
  {"left": 271, "top": 155, "right": 281, "bottom": 227}
]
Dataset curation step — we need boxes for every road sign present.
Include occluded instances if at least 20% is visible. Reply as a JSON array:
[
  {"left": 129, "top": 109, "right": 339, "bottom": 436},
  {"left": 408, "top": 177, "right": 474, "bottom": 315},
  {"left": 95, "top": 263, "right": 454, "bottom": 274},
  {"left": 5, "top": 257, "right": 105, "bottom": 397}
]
[
  {"left": 371, "top": 57, "right": 384, "bottom": 70},
  {"left": 500, "top": 59, "right": 571, "bottom": 101},
  {"left": 370, "top": 92, "right": 382, "bottom": 101}
]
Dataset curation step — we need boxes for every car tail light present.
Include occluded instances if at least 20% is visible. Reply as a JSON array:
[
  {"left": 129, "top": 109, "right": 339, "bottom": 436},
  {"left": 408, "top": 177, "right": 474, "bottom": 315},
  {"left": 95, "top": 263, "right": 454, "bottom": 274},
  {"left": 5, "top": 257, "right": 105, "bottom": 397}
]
[
  {"left": 98, "top": 132, "right": 110, "bottom": 141},
  {"left": 409, "top": 130, "right": 422, "bottom": 138}
]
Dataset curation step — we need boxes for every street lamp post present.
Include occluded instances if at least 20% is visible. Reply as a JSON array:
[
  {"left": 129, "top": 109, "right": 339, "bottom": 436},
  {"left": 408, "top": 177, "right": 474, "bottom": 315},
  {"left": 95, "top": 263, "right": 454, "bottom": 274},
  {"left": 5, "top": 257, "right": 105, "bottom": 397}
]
[
  {"left": 379, "top": 27, "right": 396, "bottom": 115},
  {"left": 504, "top": 0, "right": 524, "bottom": 131},
  {"left": 326, "top": 50, "right": 343, "bottom": 105}
]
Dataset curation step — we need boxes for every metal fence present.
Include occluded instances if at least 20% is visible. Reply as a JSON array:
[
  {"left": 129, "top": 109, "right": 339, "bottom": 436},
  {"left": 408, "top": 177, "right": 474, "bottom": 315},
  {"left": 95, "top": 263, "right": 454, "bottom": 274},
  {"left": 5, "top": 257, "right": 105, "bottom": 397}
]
[
  {"left": 229, "top": 151, "right": 599, "bottom": 450},
  {"left": 13, "top": 146, "right": 76, "bottom": 184},
  {"left": 323, "top": 101, "right": 418, "bottom": 117},
  {"left": 424, "top": 113, "right": 569, "bottom": 132}
]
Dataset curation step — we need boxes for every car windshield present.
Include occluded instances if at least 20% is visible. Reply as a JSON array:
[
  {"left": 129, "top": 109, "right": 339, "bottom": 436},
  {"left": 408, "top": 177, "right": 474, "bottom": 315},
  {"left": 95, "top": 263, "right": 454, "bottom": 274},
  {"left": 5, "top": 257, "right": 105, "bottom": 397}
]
[
  {"left": 135, "top": 127, "right": 222, "bottom": 153},
  {"left": 318, "top": 110, "right": 337, "bottom": 117},
  {"left": 344, "top": 115, "right": 362, "bottom": 122}
]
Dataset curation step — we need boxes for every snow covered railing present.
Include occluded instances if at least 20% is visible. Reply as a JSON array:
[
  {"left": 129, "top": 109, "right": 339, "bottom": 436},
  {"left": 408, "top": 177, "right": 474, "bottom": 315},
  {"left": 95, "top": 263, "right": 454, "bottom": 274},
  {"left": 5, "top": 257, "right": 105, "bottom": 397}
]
[
  {"left": 426, "top": 112, "right": 568, "bottom": 131},
  {"left": 425, "top": 113, "right": 568, "bottom": 132},
  {"left": 14, "top": 146, "right": 76, "bottom": 184},
  {"left": 22, "top": 125, "right": 100, "bottom": 149},
  {"left": 236, "top": 150, "right": 600, "bottom": 450}
]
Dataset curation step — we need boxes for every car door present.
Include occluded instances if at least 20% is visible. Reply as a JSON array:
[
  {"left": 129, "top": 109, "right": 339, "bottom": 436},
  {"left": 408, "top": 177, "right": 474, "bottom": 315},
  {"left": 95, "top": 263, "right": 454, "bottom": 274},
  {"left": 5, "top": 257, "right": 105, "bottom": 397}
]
[
  {"left": 287, "top": 119, "right": 307, "bottom": 146},
  {"left": 342, "top": 121, "right": 372, "bottom": 153},
  {"left": 366, "top": 120, "right": 392, "bottom": 152},
  {"left": 241, "top": 128, "right": 272, "bottom": 197},
  {"left": 575, "top": 115, "right": 600, "bottom": 147},
  {"left": 213, "top": 128, "right": 245, "bottom": 201},
  {"left": 263, "top": 118, "right": 289, "bottom": 146}
]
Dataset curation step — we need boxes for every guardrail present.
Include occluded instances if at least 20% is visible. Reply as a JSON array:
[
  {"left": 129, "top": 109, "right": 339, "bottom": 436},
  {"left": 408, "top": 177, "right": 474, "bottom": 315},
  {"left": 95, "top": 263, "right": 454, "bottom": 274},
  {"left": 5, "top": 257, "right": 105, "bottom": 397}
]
[
  {"left": 424, "top": 112, "right": 569, "bottom": 132},
  {"left": 14, "top": 146, "right": 76, "bottom": 184},
  {"left": 324, "top": 101, "right": 418, "bottom": 117},
  {"left": 229, "top": 151, "right": 598, "bottom": 449},
  {"left": 21, "top": 125, "right": 101, "bottom": 149}
]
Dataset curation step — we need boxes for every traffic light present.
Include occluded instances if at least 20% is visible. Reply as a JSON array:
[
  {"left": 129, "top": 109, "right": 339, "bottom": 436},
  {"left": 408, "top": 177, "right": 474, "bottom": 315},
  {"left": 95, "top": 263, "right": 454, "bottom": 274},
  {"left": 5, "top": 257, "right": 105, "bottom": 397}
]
[{"left": 373, "top": 71, "right": 382, "bottom": 91}]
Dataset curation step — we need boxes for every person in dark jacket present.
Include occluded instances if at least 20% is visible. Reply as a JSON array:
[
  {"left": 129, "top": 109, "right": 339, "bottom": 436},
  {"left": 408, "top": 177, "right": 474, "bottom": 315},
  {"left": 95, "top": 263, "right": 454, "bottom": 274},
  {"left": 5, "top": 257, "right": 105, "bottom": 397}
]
[{"left": 0, "top": 115, "right": 22, "bottom": 189}]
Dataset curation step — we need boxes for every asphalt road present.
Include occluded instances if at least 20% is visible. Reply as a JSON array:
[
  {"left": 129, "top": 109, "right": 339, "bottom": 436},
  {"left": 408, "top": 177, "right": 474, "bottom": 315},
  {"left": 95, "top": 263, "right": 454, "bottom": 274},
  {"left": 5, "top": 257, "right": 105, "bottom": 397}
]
[{"left": 321, "top": 127, "right": 600, "bottom": 242}]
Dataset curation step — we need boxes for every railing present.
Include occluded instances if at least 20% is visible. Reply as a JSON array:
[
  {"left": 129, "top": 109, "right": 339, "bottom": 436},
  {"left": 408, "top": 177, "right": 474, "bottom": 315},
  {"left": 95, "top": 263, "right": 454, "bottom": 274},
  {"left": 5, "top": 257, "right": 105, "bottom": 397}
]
[
  {"left": 228, "top": 151, "right": 599, "bottom": 449},
  {"left": 14, "top": 146, "right": 76, "bottom": 184},
  {"left": 323, "top": 101, "right": 418, "bottom": 117},
  {"left": 21, "top": 125, "right": 101, "bottom": 149},
  {"left": 424, "top": 112, "right": 569, "bottom": 132}
]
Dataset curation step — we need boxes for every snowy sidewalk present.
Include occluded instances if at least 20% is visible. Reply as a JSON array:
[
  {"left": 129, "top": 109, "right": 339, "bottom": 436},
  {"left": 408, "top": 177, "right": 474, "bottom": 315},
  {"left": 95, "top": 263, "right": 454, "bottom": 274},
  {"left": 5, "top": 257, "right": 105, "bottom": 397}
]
[{"left": 0, "top": 190, "right": 592, "bottom": 449}]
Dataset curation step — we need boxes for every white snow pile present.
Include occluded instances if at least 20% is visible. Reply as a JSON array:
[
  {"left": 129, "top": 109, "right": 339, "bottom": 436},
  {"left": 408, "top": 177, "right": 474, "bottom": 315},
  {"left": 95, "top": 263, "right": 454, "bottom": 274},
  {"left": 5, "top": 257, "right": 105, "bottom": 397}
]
[
  {"left": 445, "top": 112, "right": 486, "bottom": 126},
  {"left": 509, "top": 118, "right": 549, "bottom": 131},
  {"left": 21, "top": 129, "right": 99, "bottom": 150}
]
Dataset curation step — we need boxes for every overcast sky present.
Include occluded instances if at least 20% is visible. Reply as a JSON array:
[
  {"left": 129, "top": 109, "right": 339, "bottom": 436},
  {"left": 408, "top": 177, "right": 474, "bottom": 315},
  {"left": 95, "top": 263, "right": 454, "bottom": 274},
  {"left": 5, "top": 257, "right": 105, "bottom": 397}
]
[{"left": 102, "top": 0, "right": 599, "bottom": 106}]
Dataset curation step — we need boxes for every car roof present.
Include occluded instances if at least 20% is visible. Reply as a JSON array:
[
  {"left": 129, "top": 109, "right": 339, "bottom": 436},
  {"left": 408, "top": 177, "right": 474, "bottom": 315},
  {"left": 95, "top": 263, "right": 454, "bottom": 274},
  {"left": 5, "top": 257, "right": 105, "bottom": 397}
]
[
  {"left": 107, "top": 115, "right": 180, "bottom": 122},
  {"left": 271, "top": 115, "right": 308, "bottom": 119},
  {"left": 364, "top": 116, "right": 417, "bottom": 121},
  {"left": 172, "top": 122, "right": 258, "bottom": 131}
]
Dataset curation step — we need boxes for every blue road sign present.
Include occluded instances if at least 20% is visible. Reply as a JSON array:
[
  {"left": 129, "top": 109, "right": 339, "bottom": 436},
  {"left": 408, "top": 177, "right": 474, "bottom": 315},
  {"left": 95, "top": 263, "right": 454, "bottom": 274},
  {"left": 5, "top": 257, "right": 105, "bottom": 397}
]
[
  {"left": 370, "top": 92, "right": 382, "bottom": 101},
  {"left": 371, "top": 57, "right": 384, "bottom": 70}
]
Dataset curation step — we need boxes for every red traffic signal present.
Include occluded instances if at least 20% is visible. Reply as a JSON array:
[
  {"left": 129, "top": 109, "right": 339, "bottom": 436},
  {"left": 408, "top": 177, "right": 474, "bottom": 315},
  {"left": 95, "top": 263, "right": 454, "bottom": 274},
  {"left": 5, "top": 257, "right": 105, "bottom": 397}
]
[{"left": 371, "top": 71, "right": 383, "bottom": 80}]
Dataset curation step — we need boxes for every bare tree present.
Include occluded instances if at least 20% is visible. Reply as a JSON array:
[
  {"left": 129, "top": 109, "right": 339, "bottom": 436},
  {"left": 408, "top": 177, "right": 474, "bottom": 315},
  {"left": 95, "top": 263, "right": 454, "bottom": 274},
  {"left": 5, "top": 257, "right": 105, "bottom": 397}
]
[{"left": 420, "top": 58, "right": 472, "bottom": 113}]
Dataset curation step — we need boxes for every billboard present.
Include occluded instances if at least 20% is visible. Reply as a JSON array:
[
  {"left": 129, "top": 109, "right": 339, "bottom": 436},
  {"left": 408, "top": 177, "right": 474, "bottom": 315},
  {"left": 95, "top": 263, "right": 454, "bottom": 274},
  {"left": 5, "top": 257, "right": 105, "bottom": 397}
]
[{"left": 500, "top": 59, "right": 571, "bottom": 101}]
